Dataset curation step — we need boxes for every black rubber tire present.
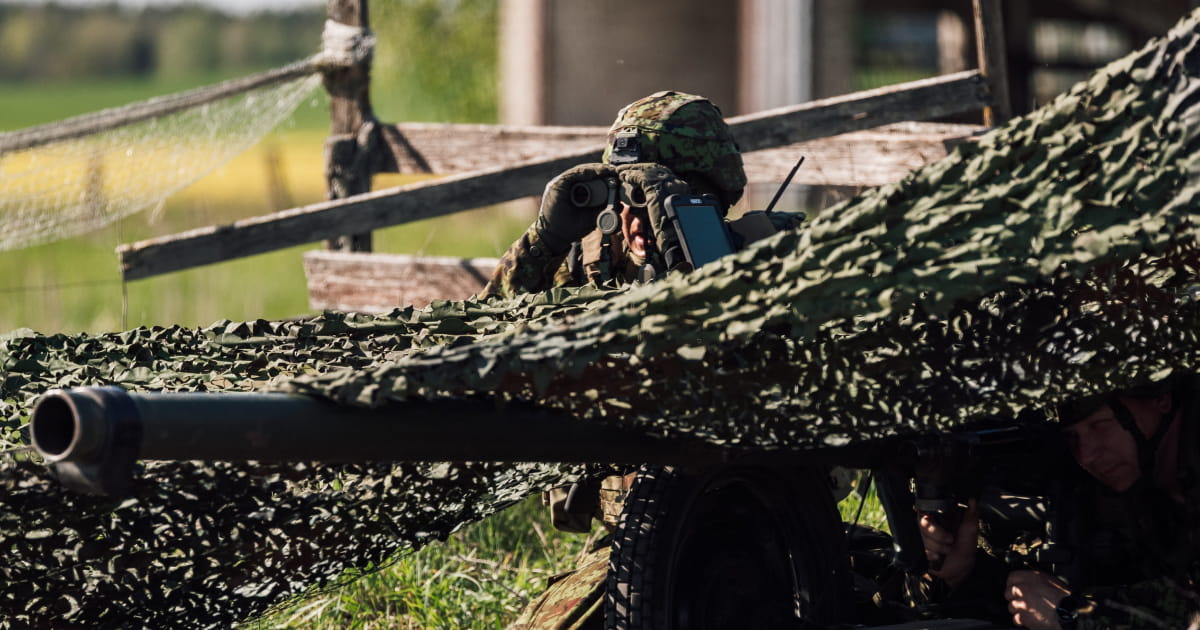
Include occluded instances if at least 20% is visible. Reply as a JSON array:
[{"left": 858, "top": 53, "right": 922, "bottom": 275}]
[{"left": 605, "top": 464, "right": 852, "bottom": 630}]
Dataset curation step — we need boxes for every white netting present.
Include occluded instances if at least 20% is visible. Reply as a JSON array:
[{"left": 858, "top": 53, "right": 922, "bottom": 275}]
[{"left": 0, "top": 71, "right": 322, "bottom": 251}]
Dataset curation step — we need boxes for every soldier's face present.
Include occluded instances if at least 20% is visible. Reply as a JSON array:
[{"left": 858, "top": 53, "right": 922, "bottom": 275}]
[
  {"left": 1061, "top": 395, "right": 1169, "bottom": 492},
  {"left": 620, "top": 204, "right": 649, "bottom": 258}
]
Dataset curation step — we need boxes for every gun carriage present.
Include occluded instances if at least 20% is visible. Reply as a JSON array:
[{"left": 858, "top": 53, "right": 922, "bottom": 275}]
[
  {"left": 26, "top": 383, "right": 1080, "bottom": 630},
  {"left": 6, "top": 1, "right": 1200, "bottom": 628}
]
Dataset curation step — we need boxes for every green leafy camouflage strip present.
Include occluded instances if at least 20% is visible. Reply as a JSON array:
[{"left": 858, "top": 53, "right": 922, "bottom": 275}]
[
  {"left": 283, "top": 10, "right": 1200, "bottom": 443},
  {"left": 2, "top": 9, "right": 1200, "bottom": 628},
  {"left": 0, "top": 457, "right": 574, "bottom": 630},
  {"left": 0, "top": 303, "right": 611, "bottom": 628}
]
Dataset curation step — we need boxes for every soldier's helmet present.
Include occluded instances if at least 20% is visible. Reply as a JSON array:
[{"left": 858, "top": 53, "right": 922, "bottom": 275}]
[
  {"left": 602, "top": 91, "right": 747, "bottom": 208},
  {"left": 1055, "top": 380, "right": 1175, "bottom": 426}
]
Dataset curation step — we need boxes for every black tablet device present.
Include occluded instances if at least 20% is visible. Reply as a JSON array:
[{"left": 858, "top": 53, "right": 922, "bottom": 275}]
[{"left": 663, "top": 194, "right": 735, "bottom": 268}]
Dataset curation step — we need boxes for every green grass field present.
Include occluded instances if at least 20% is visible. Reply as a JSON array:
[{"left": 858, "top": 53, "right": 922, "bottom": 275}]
[
  {"left": 247, "top": 476, "right": 888, "bottom": 629},
  {"left": 0, "top": 171, "right": 532, "bottom": 334},
  {"left": 0, "top": 77, "right": 529, "bottom": 334},
  {"left": 245, "top": 495, "right": 601, "bottom": 630}
]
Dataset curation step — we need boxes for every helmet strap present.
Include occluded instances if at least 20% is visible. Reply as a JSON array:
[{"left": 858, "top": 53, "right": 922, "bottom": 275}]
[{"left": 1108, "top": 396, "right": 1177, "bottom": 489}]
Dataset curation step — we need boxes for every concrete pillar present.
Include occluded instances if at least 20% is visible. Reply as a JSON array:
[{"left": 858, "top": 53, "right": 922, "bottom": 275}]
[
  {"left": 811, "top": 0, "right": 855, "bottom": 98},
  {"left": 498, "top": 0, "right": 548, "bottom": 126},
  {"left": 937, "top": 9, "right": 969, "bottom": 74},
  {"left": 739, "top": 0, "right": 813, "bottom": 113},
  {"left": 499, "top": 0, "right": 740, "bottom": 124}
]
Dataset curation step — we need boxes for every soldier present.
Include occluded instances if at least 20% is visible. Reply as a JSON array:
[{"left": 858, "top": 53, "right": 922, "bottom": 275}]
[
  {"left": 917, "top": 378, "right": 1200, "bottom": 629},
  {"left": 479, "top": 90, "right": 795, "bottom": 300},
  {"left": 493, "top": 91, "right": 802, "bottom": 630}
]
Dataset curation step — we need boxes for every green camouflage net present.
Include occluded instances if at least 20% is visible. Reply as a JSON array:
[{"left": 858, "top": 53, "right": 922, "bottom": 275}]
[
  {"left": 282, "top": 10, "right": 1200, "bottom": 443},
  {"left": 0, "top": 297, "right": 604, "bottom": 629},
  {"left": 2, "top": 9, "right": 1200, "bottom": 628}
]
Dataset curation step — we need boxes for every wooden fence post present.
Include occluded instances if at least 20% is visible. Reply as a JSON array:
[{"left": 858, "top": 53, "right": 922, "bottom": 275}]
[
  {"left": 323, "top": 0, "right": 376, "bottom": 252},
  {"left": 973, "top": 0, "right": 1012, "bottom": 126}
]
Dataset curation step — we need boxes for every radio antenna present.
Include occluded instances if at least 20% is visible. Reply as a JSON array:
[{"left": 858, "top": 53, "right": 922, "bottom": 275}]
[{"left": 764, "top": 155, "right": 805, "bottom": 215}]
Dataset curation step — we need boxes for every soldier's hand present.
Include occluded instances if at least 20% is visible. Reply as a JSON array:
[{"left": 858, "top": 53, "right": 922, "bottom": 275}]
[
  {"left": 1006, "top": 570, "right": 1070, "bottom": 629},
  {"left": 535, "top": 163, "right": 618, "bottom": 255},
  {"left": 918, "top": 498, "right": 979, "bottom": 589},
  {"left": 615, "top": 163, "right": 691, "bottom": 270}
]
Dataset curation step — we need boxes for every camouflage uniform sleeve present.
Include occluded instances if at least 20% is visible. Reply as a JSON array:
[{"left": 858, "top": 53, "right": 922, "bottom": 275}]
[
  {"left": 477, "top": 224, "right": 576, "bottom": 299},
  {"left": 1076, "top": 577, "right": 1200, "bottom": 629}
]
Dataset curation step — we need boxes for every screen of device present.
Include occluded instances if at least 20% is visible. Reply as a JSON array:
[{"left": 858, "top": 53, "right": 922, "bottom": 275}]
[{"left": 671, "top": 199, "right": 734, "bottom": 267}]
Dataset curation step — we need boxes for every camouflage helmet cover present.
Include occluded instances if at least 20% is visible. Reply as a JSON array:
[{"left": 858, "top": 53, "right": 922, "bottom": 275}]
[{"left": 602, "top": 91, "right": 747, "bottom": 197}]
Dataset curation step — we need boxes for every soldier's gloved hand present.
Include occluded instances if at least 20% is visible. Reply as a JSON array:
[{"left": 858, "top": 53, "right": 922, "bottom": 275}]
[
  {"left": 918, "top": 498, "right": 979, "bottom": 589},
  {"left": 615, "top": 163, "right": 691, "bottom": 270},
  {"left": 534, "top": 163, "right": 618, "bottom": 255}
]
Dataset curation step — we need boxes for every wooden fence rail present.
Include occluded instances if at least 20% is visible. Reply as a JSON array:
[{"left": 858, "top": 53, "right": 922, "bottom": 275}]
[
  {"left": 118, "top": 70, "right": 990, "bottom": 281},
  {"left": 372, "top": 121, "right": 980, "bottom": 187}
]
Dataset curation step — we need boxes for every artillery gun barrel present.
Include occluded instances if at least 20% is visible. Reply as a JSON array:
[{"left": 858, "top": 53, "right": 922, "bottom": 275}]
[{"left": 30, "top": 386, "right": 727, "bottom": 495}]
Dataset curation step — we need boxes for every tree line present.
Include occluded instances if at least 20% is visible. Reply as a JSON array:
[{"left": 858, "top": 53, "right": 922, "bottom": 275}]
[
  {"left": 0, "top": 3, "right": 324, "bottom": 81},
  {"left": 0, "top": 1, "right": 500, "bottom": 123}
]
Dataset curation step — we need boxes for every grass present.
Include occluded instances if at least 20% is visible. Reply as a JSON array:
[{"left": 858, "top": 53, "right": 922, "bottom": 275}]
[
  {"left": 0, "top": 133, "right": 532, "bottom": 333},
  {"left": 247, "top": 495, "right": 603, "bottom": 630},
  {"left": 854, "top": 67, "right": 936, "bottom": 92},
  {"left": 247, "top": 474, "right": 889, "bottom": 629},
  {"left": 0, "top": 72, "right": 332, "bottom": 132},
  {"left": 0, "top": 74, "right": 548, "bottom": 626},
  {"left": 838, "top": 470, "right": 890, "bottom": 533},
  {"left": 0, "top": 73, "right": 555, "bottom": 628},
  {"left": 0, "top": 79, "right": 530, "bottom": 334}
]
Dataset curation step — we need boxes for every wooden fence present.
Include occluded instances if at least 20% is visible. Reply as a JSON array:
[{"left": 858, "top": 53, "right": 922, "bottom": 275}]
[{"left": 113, "top": 0, "right": 1009, "bottom": 310}]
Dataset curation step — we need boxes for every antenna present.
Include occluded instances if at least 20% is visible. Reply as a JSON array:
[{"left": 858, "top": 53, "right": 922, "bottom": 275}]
[{"left": 763, "top": 155, "right": 805, "bottom": 214}]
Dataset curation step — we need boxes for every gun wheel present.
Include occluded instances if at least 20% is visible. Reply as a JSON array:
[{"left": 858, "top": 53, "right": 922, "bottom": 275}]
[{"left": 605, "top": 463, "right": 851, "bottom": 630}]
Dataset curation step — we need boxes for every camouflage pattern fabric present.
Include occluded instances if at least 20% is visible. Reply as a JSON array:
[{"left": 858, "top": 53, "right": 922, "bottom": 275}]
[
  {"left": 509, "top": 546, "right": 608, "bottom": 630},
  {"left": 601, "top": 91, "right": 746, "bottom": 198},
  {"left": 0, "top": 304, "right": 604, "bottom": 628},
  {"left": 479, "top": 224, "right": 646, "bottom": 299},
  {"left": 480, "top": 224, "right": 576, "bottom": 298},
  {"left": 1, "top": 9, "right": 1200, "bottom": 628},
  {"left": 288, "top": 0, "right": 1200, "bottom": 442},
  {"left": 484, "top": 88, "right": 756, "bottom": 298}
]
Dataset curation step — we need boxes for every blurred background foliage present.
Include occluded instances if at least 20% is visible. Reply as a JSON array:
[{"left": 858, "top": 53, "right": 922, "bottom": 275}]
[
  {"left": 0, "top": 4, "right": 321, "bottom": 81},
  {"left": 372, "top": 0, "right": 498, "bottom": 123},
  {"left": 0, "top": 1, "right": 499, "bottom": 122}
]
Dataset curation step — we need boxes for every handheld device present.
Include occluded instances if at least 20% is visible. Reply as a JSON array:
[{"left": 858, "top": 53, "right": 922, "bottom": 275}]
[{"left": 662, "top": 194, "right": 735, "bottom": 269}]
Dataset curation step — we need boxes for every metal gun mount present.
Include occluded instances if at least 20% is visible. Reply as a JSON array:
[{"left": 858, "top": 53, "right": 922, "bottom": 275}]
[{"left": 30, "top": 386, "right": 729, "bottom": 496}]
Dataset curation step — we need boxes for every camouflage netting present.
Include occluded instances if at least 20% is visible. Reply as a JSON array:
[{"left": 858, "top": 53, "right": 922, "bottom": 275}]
[
  {"left": 0, "top": 298, "right": 606, "bottom": 629},
  {"left": 3, "top": 9, "right": 1200, "bottom": 629},
  {"left": 282, "top": 9, "right": 1200, "bottom": 443}
]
